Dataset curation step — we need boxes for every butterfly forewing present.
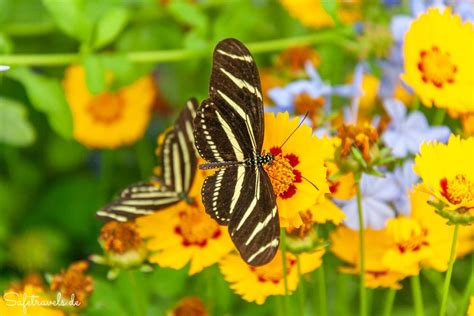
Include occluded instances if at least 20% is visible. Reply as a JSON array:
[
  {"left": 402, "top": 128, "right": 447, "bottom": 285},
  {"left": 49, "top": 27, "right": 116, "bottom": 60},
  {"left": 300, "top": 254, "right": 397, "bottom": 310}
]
[
  {"left": 194, "top": 38, "right": 280, "bottom": 266},
  {"left": 97, "top": 98, "right": 199, "bottom": 222}
]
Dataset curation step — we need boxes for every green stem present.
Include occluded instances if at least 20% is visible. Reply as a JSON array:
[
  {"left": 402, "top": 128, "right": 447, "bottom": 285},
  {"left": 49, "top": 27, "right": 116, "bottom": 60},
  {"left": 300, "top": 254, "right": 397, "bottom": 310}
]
[
  {"left": 0, "top": 28, "right": 354, "bottom": 67},
  {"left": 127, "top": 271, "right": 146, "bottom": 316},
  {"left": 440, "top": 224, "right": 460, "bottom": 316},
  {"left": 280, "top": 228, "right": 290, "bottom": 315},
  {"left": 317, "top": 264, "right": 328, "bottom": 316},
  {"left": 356, "top": 180, "right": 367, "bottom": 316},
  {"left": 433, "top": 108, "right": 446, "bottom": 125},
  {"left": 457, "top": 255, "right": 474, "bottom": 316},
  {"left": 335, "top": 272, "right": 348, "bottom": 316},
  {"left": 411, "top": 275, "right": 425, "bottom": 316},
  {"left": 296, "top": 255, "right": 305, "bottom": 316},
  {"left": 382, "top": 289, "right": 396, "bottom": 316}
]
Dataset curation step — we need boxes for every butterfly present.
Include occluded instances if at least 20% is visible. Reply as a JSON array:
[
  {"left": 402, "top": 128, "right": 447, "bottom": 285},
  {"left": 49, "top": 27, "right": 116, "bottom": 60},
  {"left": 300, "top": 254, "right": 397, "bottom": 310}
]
[
  {"left": 193, "top": 38, "right": 280, "bottom": 266},
  {"left": 97, "top": 98, "right": 199, "bottom": 222}
]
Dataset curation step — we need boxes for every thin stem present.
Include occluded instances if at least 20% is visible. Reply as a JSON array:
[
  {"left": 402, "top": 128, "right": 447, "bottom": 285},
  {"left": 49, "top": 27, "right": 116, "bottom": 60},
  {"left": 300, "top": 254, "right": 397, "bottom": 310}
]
[
  {"left": 296, "top": 255, "right": 305, "bottom": 316},
  {"left": 280, "top": 228, "right": 290, "bottom": 315},
  {"left": 440, "top": 224, "right": 460, "bottom": 316},
  {"left": 411, "top": 275, "right": 425, "bottom": 316},
  {"left": 317, "top": 264, "right": 328, "bottom": 316},
  {"left": 433, "top": 108, "right": 446, "bottom": 125},
  {"left": 382, "top": 289, "right": 396, "bottom": 316},
  {"left": 356, "top": 180, "right": 367, "bottom": 316},
  {"left": 0, "top": 28, "right": 354, "bottom": 67},
  {"left": 127, "top": 271, "right": 146, "bottom": 316}
]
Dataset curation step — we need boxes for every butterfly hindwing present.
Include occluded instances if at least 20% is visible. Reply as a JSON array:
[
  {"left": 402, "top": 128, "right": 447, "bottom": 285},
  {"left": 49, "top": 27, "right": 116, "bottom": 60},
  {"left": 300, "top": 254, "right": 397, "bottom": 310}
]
[
  {"left": 227, "top": 166, "right": 279, "bottom": 266},
  {"left": 97, "top": 98, "right": 199, "bottom": 222}
]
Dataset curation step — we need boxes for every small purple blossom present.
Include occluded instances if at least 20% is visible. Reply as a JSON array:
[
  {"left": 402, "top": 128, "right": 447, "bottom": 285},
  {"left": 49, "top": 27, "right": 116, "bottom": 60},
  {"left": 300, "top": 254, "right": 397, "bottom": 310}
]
[
  {"left": 381, "top": 99, "right": 451, "bottom": 157},
  {"left": 339, "top": 173, "right": 400, "bottom": 230}
]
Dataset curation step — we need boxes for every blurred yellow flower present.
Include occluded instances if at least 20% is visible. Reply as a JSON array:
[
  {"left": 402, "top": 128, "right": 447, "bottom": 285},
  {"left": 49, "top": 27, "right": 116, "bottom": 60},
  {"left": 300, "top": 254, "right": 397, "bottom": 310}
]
[
  {"left": 262, "top": 112, "right": 329, "bottom": 228},
  {"left": 136, "top": 169, "right": 234, "bottom": 275},
  {"left": 63, "top": 65, "right": 156, "bottom": 148},
  {"left": 468, "top": 296, "right": 474, "bottom": 316},
  {"left": 460, "top": 112, "right": 474, "bottom": 136},
  {"left": 414, "top": 135, "right": 474, "bottom": 219},
  {"left": 219, "top": 249, "right": 324, "bottom": 304},
  {"left": 275, "top": 46, "right": 321, "bottom": 75},
  {"left": 349, "top": 73, "right": 380, "bottom": 110},
  {"left": 279, "top": 0, "right": 359, "bottom": 28},
  {"left": 401, "top": 8, "right": 474, "bottom": 112},
  {"left": 0, "top": 275, "right": 64, "bottom": 316}
]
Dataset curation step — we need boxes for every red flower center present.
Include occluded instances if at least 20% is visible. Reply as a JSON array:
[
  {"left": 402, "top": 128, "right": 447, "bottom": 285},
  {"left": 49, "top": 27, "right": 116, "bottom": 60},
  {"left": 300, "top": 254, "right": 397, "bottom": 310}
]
[
  {"left": 418, "top": 46, "right": 457, "bottom": 89},
  {"left": 174, "top": 208, "right": 221, "bottom": 248},
  {"left": 250, "top": 257, "right": 296, "bottom": 284},
  {"left": 440, "top": 174, "right": 474, "bottom": 205},
  {"left": 264, "top": 147, "right": 302, "bottom": 199}
]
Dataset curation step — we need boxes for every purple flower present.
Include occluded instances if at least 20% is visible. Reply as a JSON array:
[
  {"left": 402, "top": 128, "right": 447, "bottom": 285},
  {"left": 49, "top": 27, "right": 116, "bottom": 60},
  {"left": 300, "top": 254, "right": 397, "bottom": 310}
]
[
  {"left": 381, "top": 99, "right": 451, "bottom": 157},
  {"left": 339, "top": 173, "right": 400, "bottom": 230},
  {"left": 388, "top": 160, "right": 419, "bottom": 216}
]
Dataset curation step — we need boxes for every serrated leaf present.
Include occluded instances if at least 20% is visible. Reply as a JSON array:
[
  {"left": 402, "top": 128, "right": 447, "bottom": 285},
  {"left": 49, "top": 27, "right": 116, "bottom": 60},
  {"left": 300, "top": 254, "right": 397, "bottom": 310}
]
[
  {"left": 83, "top": 54, "right": 106, "bottom": 95},
  {"left": 7, "top": 67, "right": 73, "bottom": 139},
  {"left": 93, "top": 7, "right": 129, "bottom": 49},
  {"left": 0, "top": 97, "right": 36, "bottom": 146},
  {"left": 168, "top": 1, "right": 208, "bottom": 36},
  {"left": 42, "top": 0, "right": 92, "bottom": 42}
]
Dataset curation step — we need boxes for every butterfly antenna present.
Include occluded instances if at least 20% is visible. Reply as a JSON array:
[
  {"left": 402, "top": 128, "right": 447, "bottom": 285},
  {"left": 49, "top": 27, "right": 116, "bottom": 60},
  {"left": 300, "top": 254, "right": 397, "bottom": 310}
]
[{"left": 279, "top": 112, "right": 309, "bottom": 149}]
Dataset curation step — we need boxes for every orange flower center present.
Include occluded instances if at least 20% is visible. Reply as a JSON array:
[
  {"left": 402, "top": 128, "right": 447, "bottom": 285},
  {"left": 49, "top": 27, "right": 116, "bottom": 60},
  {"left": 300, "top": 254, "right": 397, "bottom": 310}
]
[
  {"left": 418, "top": 46, "right": 457, "bottom": 89},
  {"left": 294, "top": 93, "right": 324, "bottom": 126},
  {"left": 99, "top": 221, "right": 142, "bottom": 254},
  {"left": 276, "top": 46, "right": 320, "bottom": 73},
  {"left": 250, "top": 254, "right": 296, "bottom": 284},
  {"left": 264, "top": 147, "right": 302, "bottom": 199},
  {"left": 50, "top": 261, "right": 93, "bottom": 308},
  {"left": 87, "top": 93, "right": 125, "bottom": 124},
  {"left": 171, "top": 297, "right": 207, "bottom": 316},
  {"left": 174, "top": 207, "right": 221, "bottom": 247},
  {"left": 440, "top": 174, "right": 474, "bottom": 205},
  {"left": 337, "top": 123, "right": 378, "bottom": 162},
  {"left": 396, "top": 229, "right": 429, "bottom": 253}
]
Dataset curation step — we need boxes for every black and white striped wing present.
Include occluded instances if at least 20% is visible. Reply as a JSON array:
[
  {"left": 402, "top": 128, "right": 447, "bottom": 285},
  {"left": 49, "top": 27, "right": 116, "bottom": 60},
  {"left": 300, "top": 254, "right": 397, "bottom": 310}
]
[
  {"left": 195, "top": 39, "right": 279, "bottom": 266},
  {"left": 97, "top": 98, "right": 199, "bottom": 222},
  {"left": 160, "top": 98, "right": 199, "bottom": 193},
  {"left": 202, "top": 165, "right": 279, "bottom": 265},
  {"left": 194, "top": 38, "right": 264, "bottom": 163},
  {"left": 96, "top": 182, "right": 181, "bottom": 222}
]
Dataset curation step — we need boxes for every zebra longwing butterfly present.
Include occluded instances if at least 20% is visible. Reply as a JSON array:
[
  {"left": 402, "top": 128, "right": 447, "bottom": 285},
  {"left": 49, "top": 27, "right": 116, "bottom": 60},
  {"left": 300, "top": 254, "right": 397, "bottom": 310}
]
[
  {"left": 97, "top": 98, "right": 199, "bottom": 222},
  {"left": 193, "top": 39, "right": 279, "bottom": 266}
]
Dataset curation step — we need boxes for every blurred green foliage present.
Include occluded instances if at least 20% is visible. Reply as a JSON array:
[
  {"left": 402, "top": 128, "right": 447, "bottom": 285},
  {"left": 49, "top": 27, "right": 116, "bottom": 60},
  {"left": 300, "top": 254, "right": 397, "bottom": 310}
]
[{"left": 0, "top": 0, "right": 472, "bottom": 315}]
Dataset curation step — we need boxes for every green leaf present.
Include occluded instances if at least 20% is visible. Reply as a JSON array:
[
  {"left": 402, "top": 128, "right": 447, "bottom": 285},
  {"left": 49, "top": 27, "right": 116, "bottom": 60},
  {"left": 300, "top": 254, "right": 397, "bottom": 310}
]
[
  {"left": 168, "top": 0, "right": 208, "bottom": 36},
  {"left": 0, "top": 97, "right": 36, "bottom": 146},
  {"left": 7, "top": 67, "right": 73, "bottom": 139},
  {"left": 83, "top": 54, "right": 106, "bottom": 95},
  {"left": 42, "top": 0, "right": 92, "bottom": 42},
  {"left": 322, "top": 0, "right": 340, "bottom": 25},
  {"left": 351, "top": 147, "right": 367, "bottom": 168},
  {"left": 93, "top": 7, "right": 129, "bottom": 49},
  {"left": 0, "top": 33, "right": 13, "bottom": 54}
]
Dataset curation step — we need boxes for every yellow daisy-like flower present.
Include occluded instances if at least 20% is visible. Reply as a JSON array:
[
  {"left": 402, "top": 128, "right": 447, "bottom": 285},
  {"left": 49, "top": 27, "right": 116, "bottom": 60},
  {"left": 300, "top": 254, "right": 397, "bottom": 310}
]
[
  {"left": 410, "top": 186, "right": 474, "bottom": 271},
  {"left": 401, "top": 8, "right": 474, "bottom": 112},
  {"left": 262, "top": 112, "right": 329, "bottom": 228},
  {"left": 460, "top": 111, "right": 474, "bottom": 136},
  {"left": 63, "top": 65, "right": 156, "bottom": 148},
  {"left": 136, "top": 169, "right": 234, "bottom": 275},
  {"left": 219, "top": 249, "right": 324, "bottom": 304},
  {"left": 414, "top": 135, "right": 474, "bottom": 223},
  {"left": 0, "top": 275, "right": 64, "bottom": 316},
  {"left": 279, "top": 0, "right": 360, "bottom": 29}
]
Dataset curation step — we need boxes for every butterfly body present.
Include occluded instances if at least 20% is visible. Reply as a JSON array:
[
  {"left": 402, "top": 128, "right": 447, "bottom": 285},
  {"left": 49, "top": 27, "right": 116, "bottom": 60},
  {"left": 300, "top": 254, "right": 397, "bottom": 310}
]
[{"left": 193, "top": 38, "right": 280, "bottom": 266}]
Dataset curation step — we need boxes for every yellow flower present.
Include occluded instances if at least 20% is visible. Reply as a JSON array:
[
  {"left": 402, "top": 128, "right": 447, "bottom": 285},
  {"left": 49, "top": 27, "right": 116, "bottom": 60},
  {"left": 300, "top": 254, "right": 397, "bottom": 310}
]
[
  {"left": 348, "top": 73, "right": 380, "bottom": 109},
  {"left": 414, "top": 135, "right": 474, "bottom": 222},
  {"left": 219, "top": 249, "right": 324, "bottom": 304},
  {"left": 0, "top": 276, "right": 64, "bottom": 316},
  {"left": 262, "top": 112, "right": 329, "bottom": 228},
  {"left": 63, "top": 65, "right": 156, "bottom": 148},
  {"left": 309, "top": 195, "right": 345, "bottom": 225},
  {"left": 136, "top": 169, "right": 234, "bottom": 275},
  {"left": 410, "top": 186, "right": 474, "bottom": 271},
  {"left": 401, "top": 8, "right": 474, "bottom": 112},
  {"left": 330, "top": 226, "right": 406, "bottom": 289},
  {"left": 279, "top": 0, "right": 359, "bottom": 29},
  {"left": 460, "top": 111, "right": 474, "bottom": 136}
]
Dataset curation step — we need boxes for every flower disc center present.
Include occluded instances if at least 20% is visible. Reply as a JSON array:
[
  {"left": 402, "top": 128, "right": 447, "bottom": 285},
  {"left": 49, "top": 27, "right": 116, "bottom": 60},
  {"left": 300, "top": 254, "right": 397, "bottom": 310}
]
[
  {"left": 175, "top": 208, "right": 221, "bottom": 247},
  {"left": 440, "top": 174, "right": 474, "bottom": 205},
  {"left": 87, "top": 93, "right": 125, "bottom": 124},
  {"left": 418, "top": 46, "right": 457, "bottom": 88},
  {"left": 264, "top": 147, "right": 302, "bottom": 199}
]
